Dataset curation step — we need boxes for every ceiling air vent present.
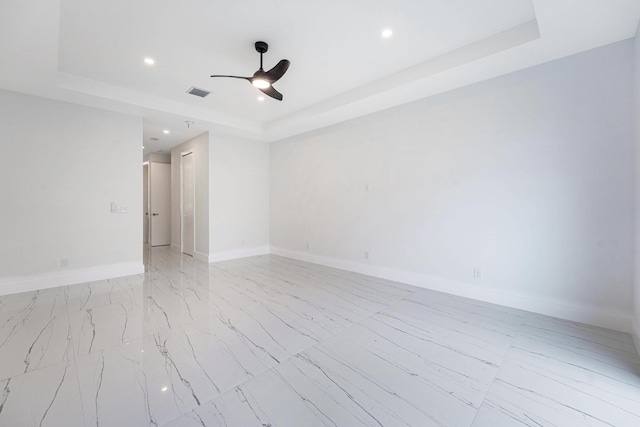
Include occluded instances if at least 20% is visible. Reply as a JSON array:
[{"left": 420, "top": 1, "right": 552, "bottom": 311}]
[{"left": 187, "top": 86, "right": 210, "bottom": 98}]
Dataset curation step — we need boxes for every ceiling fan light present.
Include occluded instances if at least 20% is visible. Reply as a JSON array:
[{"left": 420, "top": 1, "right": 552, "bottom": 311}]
[{"left": 252, "top": 79, "right": 271, "bottom": 89}]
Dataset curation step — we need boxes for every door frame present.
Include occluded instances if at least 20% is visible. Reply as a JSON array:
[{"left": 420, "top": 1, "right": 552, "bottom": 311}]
[
  {"left": 143, "top": 161, "right": 149, "bottom": 245},
  {"left": 180, "top": 151, "right": 196, "bottom": 255}
]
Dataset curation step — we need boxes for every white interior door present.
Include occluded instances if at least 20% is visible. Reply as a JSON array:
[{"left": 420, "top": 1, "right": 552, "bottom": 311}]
[
  {"left": 150, "top": 162, "right": 171, "bottom": 246},
  {"left": 181, "top": 153, "right": 195, "bottom": 256}
]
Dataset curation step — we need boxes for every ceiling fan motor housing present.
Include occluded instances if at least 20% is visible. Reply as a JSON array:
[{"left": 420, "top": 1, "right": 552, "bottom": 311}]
[{"left": 255, "top": 41, "right": 268, "bottom": 54}]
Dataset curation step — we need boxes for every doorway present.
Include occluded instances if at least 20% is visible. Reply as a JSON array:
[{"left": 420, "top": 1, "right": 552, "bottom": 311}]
[
  {"left": 181, "top": 152, "right": 195, "bottom": 256},
  {"left": 143, "top": 163, "right": 149, "bottom": 244}
]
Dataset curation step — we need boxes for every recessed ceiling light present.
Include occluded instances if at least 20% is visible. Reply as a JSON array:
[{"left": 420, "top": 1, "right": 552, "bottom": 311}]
[
  {"left": 382, "top": 28, "right": 393, "bottom": 39},
  {"left": 142, "top": 146, "right": 145, "bottom": 149},
  {"left": 163, "top": 130, "right": 170, "bottom": 134},
  {"left": 161, "top": 387, "right": 168, "bottom": 392},
  {"left": 144, "top": 57, "right": 155, "bottom": 65},
  {"left": 257, "top": 96, "right": 265, "bottom": 102}
]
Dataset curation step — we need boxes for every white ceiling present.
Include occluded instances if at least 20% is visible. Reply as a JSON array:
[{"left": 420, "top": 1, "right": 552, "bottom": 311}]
[{"left": 1, "top": 0, "right": 639, "bottom": 154}]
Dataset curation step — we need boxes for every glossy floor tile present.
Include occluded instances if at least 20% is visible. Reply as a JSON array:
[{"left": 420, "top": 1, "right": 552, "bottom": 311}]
[
  {"left": 0, "top": 287, "right": 73, "bottom": 383},
  {"left": 0, "top": 359, "right": 85, "bottom": 427},
  {"left": 471, "top": 317, "right": 640, "bottom": 427},
  {"left": 1, "top": 246, "right": 639, "bottom": 426}
]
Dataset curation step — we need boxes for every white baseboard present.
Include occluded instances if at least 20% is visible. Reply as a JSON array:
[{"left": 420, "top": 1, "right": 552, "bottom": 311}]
[
  {"left": 209, "top": 246, "right": 270, "bottom": 263},
  {"left": 169, "top": 244, "right": 208, "bottom": 262},
  {"left": 270, "top": 246, "right": 633, "bottom": 333},
  {"left": 633, "top": 317, "right": 640, "bottom": 357},
  {"left": 0, "top": 262, "right": 145, "bottom": 296},
  {"left": 193, "top": 251, "right": 209, "bottom": 262}
]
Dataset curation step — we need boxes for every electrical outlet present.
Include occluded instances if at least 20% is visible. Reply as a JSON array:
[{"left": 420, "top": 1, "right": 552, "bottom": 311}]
[
  {"left": 241, "top": 239, "right": 245, "bottom": 247},
  {"left": 61, "top": 258, "right": 69, "bottom": 268},
  {"left": 306, "top": 241, "right": 310, "bottom": 250},
  {"left": 364, "top": 251, "right": 370, "bottom": 260},
  {"left": 473, "top": 268, "right": 482, "bottom": 280},
  {"left": 112, "top": 203, "right": 129, "bottom": 213}
]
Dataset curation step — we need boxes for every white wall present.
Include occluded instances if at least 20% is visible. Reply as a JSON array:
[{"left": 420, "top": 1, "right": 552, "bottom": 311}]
[
  {"left": 170, "top": 132, "right": 209, "bottom": 259},
  {"left": 633, "top": 22, "right": 640, "bottom": 351},
  {"left": 209, "top": 135, "right": 270, "bottom": 261},
  {"left": 144, "top": 152, "right": 171, "bottom": 164},
  {"left": 271, "top": 40, "right": 635, "bottom": 332},
  {"left": 0, "top": 90, "right": 143, "bottom": 294}
]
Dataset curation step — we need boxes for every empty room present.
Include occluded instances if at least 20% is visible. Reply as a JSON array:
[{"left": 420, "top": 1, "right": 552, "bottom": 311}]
[{"left": 2, "top": 0, "right": 640, "bottom": 426}]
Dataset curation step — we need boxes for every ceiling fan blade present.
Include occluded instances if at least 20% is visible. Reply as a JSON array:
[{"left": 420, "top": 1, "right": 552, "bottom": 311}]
[
  {"left": 259, "top": 85, "right": 283, "bottom": 101},
  {"left": 210, "top": 75, "right": 250, "bottom": 80},
  {"left": 263, "top": 60, "right": 290, "bottom": 83}
]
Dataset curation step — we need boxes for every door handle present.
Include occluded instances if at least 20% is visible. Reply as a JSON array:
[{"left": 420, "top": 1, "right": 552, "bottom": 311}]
[{"left": 152, "top": 213, "right": 159, "bottom": 216}]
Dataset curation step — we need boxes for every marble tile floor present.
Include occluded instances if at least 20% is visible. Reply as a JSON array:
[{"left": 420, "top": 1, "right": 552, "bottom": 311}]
[{"left": 1, "top": 247, "right": 639, "bottom": 426}]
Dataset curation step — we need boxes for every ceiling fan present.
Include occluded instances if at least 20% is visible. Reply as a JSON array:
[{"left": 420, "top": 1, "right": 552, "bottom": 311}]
[{"left": 210, "top": 41, "right": 290, "bottom": 101}]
